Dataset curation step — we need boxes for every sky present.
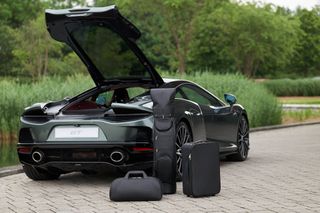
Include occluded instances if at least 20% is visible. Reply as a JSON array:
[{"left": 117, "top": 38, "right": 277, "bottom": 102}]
[{"left": 239, "top": 0, "right": 320, "bottom": 10}]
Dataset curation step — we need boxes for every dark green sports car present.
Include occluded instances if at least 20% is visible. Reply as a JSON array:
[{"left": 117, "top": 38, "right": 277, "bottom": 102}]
[{"left": 17, "top": 6, "right": 250, "bottom": 180}]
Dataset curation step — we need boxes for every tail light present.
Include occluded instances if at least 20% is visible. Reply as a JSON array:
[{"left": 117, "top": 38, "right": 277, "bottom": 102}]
[
  {"left": 18, "top": 147, "right": 32, "bottom": 154},
  {"left": 132, "top": 147, "right": 153, "bottom": 152}
]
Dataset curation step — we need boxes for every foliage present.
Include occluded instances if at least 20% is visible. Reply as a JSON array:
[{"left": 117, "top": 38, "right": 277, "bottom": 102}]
[
  {"left": 289, "top": 8, "right": 320, "bottom": 76},
  {"left": 190, "top": 2, "right": 300, "bottom": 77},
  {"left": 262, "top": 78, "right": 320, "bottom": 96},
  {"left": 0, "top": 143, "right": 19, "bottom": 167},
  {"left": 0, "top": 73, "right": 280, "bottom": 138},
  {"left": 282, "top": 109, "right": 320, "bottom": 123},
  {"left": 0, "top": 1, "right": 320, "bottom": 79},
  {"left": 0, "top": 75, "right": 94, "bottom": 135},
  {"left": 0, "top": 24, "right": 20, "bottom": 76},
  {"left": 13, "top": 15, "right": 61, "bottom": 79},
  {"left": 0, "top": 0, "right": 43, "bottom": 27}
]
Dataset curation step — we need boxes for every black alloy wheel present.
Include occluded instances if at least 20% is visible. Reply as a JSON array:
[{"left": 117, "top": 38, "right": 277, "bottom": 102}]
[
  {"left": 176, "top": 121, "right": 192, "bottom": 180},
  {"left": 228, "top": 116, "right": 250, "bottom": 161}
]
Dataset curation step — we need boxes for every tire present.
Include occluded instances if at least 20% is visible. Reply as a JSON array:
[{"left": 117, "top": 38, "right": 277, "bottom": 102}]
[
  {"left": 227, "top": 115, "right": 250, "bottom": 161},
  {"left": 176, "top": 121, "right": 192, "bottom": 181},
  {"left": 23, "top": 164, "right": 60, "bottom": 180}
]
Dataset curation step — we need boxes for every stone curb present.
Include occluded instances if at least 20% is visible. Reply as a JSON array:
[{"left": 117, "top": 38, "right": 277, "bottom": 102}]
[
  {"left": 250, "top": 121, "right": 320, "bottom": 132},
  {"left": 1, "top": 121, "right": 320, "bottom": 178},
  {"left": 0, "top": 165, "right": 23, "bottom": 178}
]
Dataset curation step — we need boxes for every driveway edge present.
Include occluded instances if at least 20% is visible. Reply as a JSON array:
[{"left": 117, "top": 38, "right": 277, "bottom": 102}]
[
  {"left": 0, "top": 165, "right": 23, "bottom": 178},
  {"left": 250, "top": 121, "right": 320, "bottom": 132},
  {"left": 1, "top": 121, "right": 320, "bottom": 178}
]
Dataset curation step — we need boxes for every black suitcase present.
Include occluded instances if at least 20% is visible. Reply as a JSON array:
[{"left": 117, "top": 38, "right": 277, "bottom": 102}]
[
  {"left": 182, "top": 141, "right": 220, "bottom": 197},
  {"left": 151, "top": 88, "right": 176, "bottom": 194},
  {"left": 109, "top": 171, "right": 162, "bottom": 201}
]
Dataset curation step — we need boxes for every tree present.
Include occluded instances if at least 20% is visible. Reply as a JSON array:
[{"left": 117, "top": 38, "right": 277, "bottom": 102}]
[
  {"left": 190, "top": 3, "right": 300, "bottom": 77},
  {"left": 95, "top": 0, "right": 211, "bottom": 74},
  {"left": 291, "top": 7, "right": 320, "bottom": 76},
  {"left": 45, "top": 0, "right": 86, "bottom": 9},
  {"left": 13, "top": 15, "right": 62, "bottom": 80},
  {"left": 0, "top": 0, "right": 43, "bottom": 27},
  {"left": 0, "top": 24, "right": 20, "bottom": 76},
  {"left": 0, "top": 0, "right": 44, "bottom": 77}
]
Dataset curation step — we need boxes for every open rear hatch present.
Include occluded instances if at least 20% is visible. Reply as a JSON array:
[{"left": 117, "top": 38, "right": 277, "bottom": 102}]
[{"left": 45, "top": 5, "right": 163, "bottom": 87}]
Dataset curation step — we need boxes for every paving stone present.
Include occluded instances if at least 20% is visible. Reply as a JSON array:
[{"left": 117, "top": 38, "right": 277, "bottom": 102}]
[{"left": 1, "top": 124, "right": 320, "bottom": 213}]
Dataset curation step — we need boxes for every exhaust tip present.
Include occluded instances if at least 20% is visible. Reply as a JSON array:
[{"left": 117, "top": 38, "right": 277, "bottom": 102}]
[
  {"left": 110, "top": 150, "right": 126, "bottom": 164},
  {"left": 32, "top": 150, "right": 44, "bottom": 163}
]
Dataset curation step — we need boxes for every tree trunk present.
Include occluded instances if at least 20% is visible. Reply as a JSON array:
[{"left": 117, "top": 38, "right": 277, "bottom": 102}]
[
  {"left": 242, "top": 55, "right": 255, "bottom": 77},
  {"left": 177, "top": 52, "right": 186, "bottom": 74},
  {"left": 170, "top": 26, "right": 186, "bottom": 75}
]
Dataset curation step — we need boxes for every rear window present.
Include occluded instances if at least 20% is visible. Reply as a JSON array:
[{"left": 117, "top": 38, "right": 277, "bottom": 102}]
[{"left": 67, "top": 23, "right": 150, "bottom": 80}]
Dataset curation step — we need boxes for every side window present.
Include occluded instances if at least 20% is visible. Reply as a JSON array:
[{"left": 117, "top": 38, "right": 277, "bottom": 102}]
[
  {"left": 179, "top": 85, "right": 222, "bottom": 107},
  {"left": 175, "top": 89, "right": 185, "bottom": 99},
  {"left": 126, "top": 87, "right": 148, "bottom": 99}
]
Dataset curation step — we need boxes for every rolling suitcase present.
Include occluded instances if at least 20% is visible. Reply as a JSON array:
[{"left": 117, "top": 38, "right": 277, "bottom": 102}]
[
  {"left": 182, "top": 141, "right": 220, "bottom": 197},
  {"left": 109, "top": 171, "right": 162, "bottom": 201},
  {"left": 151, "top": 88, "right": 176, "bottom": 194}
]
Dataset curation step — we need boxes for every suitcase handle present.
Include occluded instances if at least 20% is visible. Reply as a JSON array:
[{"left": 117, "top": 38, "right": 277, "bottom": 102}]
[{"left": 125, "top": 171, "right": 147, "bottom": 179}]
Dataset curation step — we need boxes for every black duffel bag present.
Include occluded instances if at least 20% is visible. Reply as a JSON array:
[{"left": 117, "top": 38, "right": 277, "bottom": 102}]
[{"left": 109, "top": 171, "right": 162, "bottom": 201}]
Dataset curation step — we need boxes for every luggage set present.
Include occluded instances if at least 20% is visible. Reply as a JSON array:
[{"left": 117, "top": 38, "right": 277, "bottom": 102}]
[{"left": 109, "top": 88, "right": 220, "bottom": 201}]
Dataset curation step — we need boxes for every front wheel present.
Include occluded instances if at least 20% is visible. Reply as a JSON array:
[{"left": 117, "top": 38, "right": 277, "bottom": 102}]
[
  {"left": 228, "top": 116, "right": 250, "bottom": 161},
  {"left": 176, "top": 121, "right": 192, "bottom": 180},
  {"left": 23, "top": 165, "right": 60, "bottom": 180}
]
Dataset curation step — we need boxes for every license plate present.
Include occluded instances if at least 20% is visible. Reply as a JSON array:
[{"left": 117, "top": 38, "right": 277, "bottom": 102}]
[{"left": 55, "top": 127, "right": 99, "bottom": 138}]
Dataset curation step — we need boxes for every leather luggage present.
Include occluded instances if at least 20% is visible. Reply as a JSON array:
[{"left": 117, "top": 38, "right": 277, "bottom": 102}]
[
  {"left": 151, "top": 88, "right": 176, "bottom": 194},
  {"left": 182, "top": 141, "right": 221, "bottom": 197},
  {"left": 109, "top": 171, "right": 162, "bottom": 201}
]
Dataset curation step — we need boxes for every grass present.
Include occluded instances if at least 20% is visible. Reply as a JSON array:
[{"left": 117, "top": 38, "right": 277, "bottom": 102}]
[
  {"left": 278, "top": 97, "right": 320, "bottom": 105},
  {"left": 0, "top": 74, "right": 94, "bottom": 137},
  {"left": 0, "top": 142, "right": 20, "bottom": 167},
  {"left": 282, "top": 109, "right": 320, "bottom": 124},
  {"left": 262, "top": 78, "right": 320, "bottom": 96},
  {"left": 0, "top": 72, "right": 281, "bottom": 142}
]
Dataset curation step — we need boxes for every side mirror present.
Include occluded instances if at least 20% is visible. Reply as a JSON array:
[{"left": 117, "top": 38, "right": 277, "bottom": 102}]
[
  {"left": 96, "top": 95, "right": 106, "bottom": 106},
  {"left": 224, "top": 93, "right": 237, "bottom": 105}
]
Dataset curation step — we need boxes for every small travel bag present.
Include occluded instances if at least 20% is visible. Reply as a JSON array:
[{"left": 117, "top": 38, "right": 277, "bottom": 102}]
[
  {"left": 182, "top": 141, "right": 221, "bottom": 197},
  {"left": 109, "top": 171, "right": 162, "bottom": 201}
]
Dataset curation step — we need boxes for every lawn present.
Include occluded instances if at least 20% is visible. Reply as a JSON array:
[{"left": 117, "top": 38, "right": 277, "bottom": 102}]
[
  {"left": 278, "top": 96, "right": 320, "bottom": 105},
  {"left": 282, "top": 109, "right": 320, "bottom": 124}
]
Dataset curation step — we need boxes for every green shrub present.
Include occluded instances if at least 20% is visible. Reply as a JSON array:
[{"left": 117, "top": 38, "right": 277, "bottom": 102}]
[
  {"left": 0, "top": 73, "right": 281, "bottom": 139},
  {"left": 0, "top": 75, "right": 94, "bottom": 136},
  {"left": 262, "top": 78, "right": 320, "bottom": 96}
]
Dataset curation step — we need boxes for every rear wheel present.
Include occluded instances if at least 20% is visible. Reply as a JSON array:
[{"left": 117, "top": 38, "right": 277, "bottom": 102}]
[
  {"left": 176, "top": 121, "right": 192, "bottom": 180},
  {"left": 23, "top": 165, "right": 60, "bottom": 180},
  {"left": 228, "top": 116, "right": 249, "bottom": 161}
]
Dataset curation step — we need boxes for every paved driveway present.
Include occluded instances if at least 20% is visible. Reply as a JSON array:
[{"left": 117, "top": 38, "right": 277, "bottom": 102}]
[{"left": 1, "top": 125, "right": 320, "bottom": 213}]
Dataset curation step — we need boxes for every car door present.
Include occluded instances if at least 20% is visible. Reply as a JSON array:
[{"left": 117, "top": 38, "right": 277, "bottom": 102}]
[{"left": 178, "top": 84, "right": 238, "bottom": 149}]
